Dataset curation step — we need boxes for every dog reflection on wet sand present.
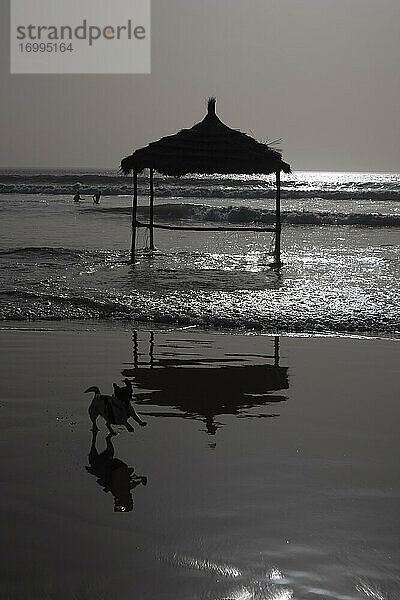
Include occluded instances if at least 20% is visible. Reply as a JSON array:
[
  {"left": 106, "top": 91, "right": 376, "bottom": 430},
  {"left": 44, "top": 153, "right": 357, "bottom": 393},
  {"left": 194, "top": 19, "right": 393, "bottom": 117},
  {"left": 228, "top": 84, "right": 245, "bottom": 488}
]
[{"left": 86, "top": 430, "right": 147, "bottom": 512}]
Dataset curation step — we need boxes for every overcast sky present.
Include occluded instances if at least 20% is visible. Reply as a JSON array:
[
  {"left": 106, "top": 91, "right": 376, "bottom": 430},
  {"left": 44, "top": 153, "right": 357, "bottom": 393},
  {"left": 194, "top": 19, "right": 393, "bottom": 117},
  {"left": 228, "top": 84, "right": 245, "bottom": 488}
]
[{"left": 0, "top": 0, "right": 399, "bottom": 171}]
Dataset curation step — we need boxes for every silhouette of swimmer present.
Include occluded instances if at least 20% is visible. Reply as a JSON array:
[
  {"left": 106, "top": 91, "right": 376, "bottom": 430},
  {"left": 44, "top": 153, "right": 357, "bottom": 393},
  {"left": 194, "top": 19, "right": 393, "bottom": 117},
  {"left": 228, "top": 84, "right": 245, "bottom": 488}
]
[
  {"left": 73, "top": 192, "right": 82, "bottom": 203},
  {"left": 93, "top": 190, "right": 101, "bottom": 205},
  {"left": 86, "top": 430, "right": 147, "bottom": 512}
]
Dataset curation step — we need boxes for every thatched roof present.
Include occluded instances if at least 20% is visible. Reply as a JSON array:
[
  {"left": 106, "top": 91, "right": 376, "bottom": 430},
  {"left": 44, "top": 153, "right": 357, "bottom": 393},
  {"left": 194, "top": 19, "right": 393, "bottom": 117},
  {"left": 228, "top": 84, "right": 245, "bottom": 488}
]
[{"left": 121, "top": 98, "right": 290, "bottom": 177}]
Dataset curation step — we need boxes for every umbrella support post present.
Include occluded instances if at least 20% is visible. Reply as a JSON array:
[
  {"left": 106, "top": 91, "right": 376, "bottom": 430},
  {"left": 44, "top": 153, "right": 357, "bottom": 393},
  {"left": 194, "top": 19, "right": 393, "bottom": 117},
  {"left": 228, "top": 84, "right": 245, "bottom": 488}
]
[
  {"left": 132, "top": 330, "right": 139, "bottom": 368},
  {"left": 134, "top": 222, "right": 275, "bottom": 233},
  {"left": 149, "top": 168, "right": 155, "bottom": 251},
  {"left": 275, "top": 170, "right": 281, "bottom": 267},
  {"left": 129, "top": 167, "right": 283, "bottom": 266},
  {"left": 130, "top": 171, "right": 138, "bottom": 264},
  {"left": 274, "top": 336, "right": 280, "bottom": 367}
]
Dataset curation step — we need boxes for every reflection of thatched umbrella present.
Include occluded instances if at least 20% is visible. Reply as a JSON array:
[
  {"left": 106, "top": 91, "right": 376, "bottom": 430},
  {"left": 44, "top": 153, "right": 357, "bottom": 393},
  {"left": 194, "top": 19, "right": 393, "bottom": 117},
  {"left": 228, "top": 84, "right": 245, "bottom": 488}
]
[
  {"left": 122, "top": 364, "right": 289, "bottom": 435},
  {"left": 120, "top": 98, "right": 290, "bottom": 264}
]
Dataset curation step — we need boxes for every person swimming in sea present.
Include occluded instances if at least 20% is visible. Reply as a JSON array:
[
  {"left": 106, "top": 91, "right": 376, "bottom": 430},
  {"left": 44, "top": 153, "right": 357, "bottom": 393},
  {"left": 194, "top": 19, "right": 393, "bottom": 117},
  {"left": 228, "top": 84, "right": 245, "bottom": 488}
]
[
  {"left": 73, "top": 192, "right": 82, "bottom": 203},
  {"left": 93, "top": 190, "right": 101, "bottom": 205}
]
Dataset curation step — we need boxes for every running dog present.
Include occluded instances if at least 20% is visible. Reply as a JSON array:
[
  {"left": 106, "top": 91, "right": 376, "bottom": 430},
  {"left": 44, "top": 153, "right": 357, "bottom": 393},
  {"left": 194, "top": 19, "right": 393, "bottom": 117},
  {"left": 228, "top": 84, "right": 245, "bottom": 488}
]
[
  {"left": 113, "top": 379, "right": 147, "bottom": 428},
  {"left": 85, "top": 379, "right": 146, "bottom": 434}
]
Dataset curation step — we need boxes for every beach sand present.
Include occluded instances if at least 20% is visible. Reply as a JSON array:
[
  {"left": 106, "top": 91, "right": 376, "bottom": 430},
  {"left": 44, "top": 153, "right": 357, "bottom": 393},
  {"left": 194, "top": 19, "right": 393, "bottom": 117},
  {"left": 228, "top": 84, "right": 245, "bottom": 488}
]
[{"left": 0, "top": 323, "right": 398, "bottom": 599}]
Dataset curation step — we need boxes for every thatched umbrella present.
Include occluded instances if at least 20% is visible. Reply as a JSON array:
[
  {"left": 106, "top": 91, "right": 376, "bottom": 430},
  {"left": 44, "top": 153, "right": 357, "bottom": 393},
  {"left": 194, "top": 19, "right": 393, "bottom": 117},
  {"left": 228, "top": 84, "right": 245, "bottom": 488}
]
[
  {"left": 121, "top": 97, "right": 290, "bottom": 176},
  {"left": 121, "top": 98, "right": 290, "bottom": 264}
]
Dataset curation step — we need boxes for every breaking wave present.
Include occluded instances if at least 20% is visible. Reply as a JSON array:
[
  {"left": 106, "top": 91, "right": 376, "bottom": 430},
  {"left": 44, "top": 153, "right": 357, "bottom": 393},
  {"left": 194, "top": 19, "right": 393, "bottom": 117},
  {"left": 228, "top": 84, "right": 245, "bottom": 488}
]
[
  {"left": 1, "top": 183, "right": 399, "bottom": 202},
  {"left": 1, "top": 170, "right": 399, "bottom": 201},
  {"left": 0, "top": 247, "right": 126, "bottom": 266},
  {"left": 1, "top": 288, "right": 398, "bottom": 333},
  {"left": 0, "top": 246, "right": 95, "bottom": 259},
  {"left": 99, "top": 203, "right": 400, "bottom": 227}
]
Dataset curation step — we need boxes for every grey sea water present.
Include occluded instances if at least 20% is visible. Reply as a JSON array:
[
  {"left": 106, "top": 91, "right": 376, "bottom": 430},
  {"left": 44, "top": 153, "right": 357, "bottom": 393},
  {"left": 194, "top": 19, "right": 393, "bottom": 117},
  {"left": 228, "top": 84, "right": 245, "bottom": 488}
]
[{"left": 1, "top": 170, "right": 399, "bottom": 333}]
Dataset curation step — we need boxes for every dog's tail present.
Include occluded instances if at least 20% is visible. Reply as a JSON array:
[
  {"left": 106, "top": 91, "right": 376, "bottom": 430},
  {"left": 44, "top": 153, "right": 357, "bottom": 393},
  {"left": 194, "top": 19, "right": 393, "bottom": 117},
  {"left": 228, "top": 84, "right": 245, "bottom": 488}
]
[{"left": 84, "top": 386, "right": 100, "bottom": 394}]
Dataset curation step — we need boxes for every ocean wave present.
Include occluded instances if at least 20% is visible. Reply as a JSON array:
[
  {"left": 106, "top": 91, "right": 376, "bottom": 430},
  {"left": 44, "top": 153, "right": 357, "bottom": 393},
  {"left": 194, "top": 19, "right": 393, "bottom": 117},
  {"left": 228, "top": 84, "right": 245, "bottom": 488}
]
[
  {"left": 1, "top": 289, "right": 132, "bottom": 317},
  {"left": 0, "top": 246, "right": 92, "bottom": 259},
  {"left": 1, "top": 180, "right": 399, "bottom": 201},
  {"left": 1, "top": 289, "right": 398, "bottom": 333},
  {"left": 95, "top": 203, "right": 400, "bottom": 227},
  {"left": 154, "top": 185, "right": 400, "bottom": 202},
  {"left": 0, "top": 246, "right": 125, "bottom": 262}
]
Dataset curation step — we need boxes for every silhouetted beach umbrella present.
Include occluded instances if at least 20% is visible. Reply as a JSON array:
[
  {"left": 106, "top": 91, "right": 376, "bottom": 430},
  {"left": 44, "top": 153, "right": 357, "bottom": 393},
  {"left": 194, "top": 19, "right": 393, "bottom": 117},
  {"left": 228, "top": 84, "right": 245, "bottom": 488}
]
[
  {"left": 121, "top": 97, "right": 290, "bottom": 176},
  {"left": 120, "top": 98, "right": 290, "bottom": 265}
]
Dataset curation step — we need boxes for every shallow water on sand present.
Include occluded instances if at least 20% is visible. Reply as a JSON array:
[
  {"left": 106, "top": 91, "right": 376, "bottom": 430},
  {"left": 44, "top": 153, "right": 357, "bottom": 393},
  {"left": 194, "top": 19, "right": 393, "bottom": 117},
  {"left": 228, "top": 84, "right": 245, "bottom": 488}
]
[{"left": 0, "top": 324, "right": 398, "bottom": 599}]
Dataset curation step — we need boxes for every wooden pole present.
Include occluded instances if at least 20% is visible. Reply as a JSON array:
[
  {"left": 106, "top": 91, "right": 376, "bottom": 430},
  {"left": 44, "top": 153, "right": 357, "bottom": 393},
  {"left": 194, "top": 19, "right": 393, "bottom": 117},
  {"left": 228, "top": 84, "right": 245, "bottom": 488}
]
[
  {"left": 274, "top": 336, "right": 280, "bottom": 367},
  {"left": 149, "top": 331, "right": 154, "bottom": 369},
  {"left": 149, "top": 168, "right": 154, "bottom": 251},
  {"left": 275, "top": 169, "right": 281, "bottom": 266},
  {"left": 130, "top": 171, "right": 138, "bottom": 263},
  {"left": 134, "top": 222, "right": 275, "bottom": 233},
  {"left": 133, "top": 330, "right": 138, "bottom": 369}
]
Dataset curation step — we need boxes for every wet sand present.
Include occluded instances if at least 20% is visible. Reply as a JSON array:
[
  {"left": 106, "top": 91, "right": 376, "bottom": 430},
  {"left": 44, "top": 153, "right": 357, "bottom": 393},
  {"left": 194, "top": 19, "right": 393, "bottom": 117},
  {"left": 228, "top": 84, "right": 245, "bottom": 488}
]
[{"left": 0, "top": 323, "right": 399, "bottom": 599}]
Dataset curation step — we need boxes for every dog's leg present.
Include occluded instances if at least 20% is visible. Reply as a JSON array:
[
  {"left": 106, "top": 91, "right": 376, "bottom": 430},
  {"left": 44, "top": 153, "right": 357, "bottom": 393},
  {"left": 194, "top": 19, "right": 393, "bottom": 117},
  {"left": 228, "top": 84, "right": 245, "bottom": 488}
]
[
  {"left": 125, "top": 421, "right": 135, "bottom": 433},
  {"left": 88, "top": 429, "right": 99, "bottom": 466},
  {"left": 88, "top": 404, "right": 99, "bottom": 432},
  {"left": 130, "top": 474, "right": 147, "bottom": 488},
  {"left": 105, "top": 434, "right": 115, "bottom": 458},
  {"left": 129, "top": 405, "right": 147, "bottom": 427},
  {"left": 106, "top": 421, "right": 117, "bottom": 436}
]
